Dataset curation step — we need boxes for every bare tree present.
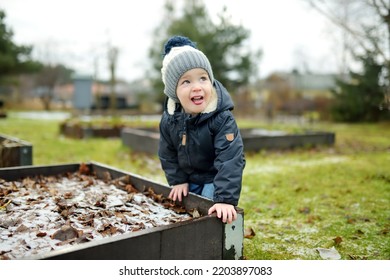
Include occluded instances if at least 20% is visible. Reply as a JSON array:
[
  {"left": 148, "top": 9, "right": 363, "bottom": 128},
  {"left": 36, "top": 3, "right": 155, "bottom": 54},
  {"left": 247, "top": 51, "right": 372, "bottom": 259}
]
[
  {"left": 34, "top": 64, "right": 73, "bottom": 110},
  {"left": 303, "top": 0, "right": 390, "bottom": 108},
  {"left": 107, "top": 46, "right": 119, "bottom": 111}
]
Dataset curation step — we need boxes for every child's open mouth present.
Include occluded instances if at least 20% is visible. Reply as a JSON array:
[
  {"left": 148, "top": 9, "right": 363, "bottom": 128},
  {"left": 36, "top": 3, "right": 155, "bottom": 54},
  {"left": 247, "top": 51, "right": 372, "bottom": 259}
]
[{"left": 191, "top": 96, "right": 204, "bottom": 105}]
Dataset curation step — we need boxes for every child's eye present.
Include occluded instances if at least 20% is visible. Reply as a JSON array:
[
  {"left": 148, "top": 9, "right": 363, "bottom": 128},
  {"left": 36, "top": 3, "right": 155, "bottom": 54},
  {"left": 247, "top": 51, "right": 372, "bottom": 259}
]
[
  {"left": 200, "top": 76, "right": 208, "bottom": 81},
  {"left": 181, "top": 79, "right": 190, "bottom": 84}
]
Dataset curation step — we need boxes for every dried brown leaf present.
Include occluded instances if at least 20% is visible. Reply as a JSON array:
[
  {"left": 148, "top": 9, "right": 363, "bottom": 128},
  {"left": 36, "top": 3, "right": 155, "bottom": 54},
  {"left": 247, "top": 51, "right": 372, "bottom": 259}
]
[
  {"left": 333, "top": 236, "right": 343, "bottom": 245},
  {"left": 100, "top": 210, "right": 114, "bottom": 217},
  {"left": 149, "top": 220, "right": 158, "bottom": 227},
  {"left": 51, "top": 225, "right": 80, "bottom": 241},
  {"left": 170, "top": 205, "right": 187, "bottom": 214},
  {"left": 346, "top": 216, "right": 356, "bottom": 224},
  {"left": 125, "top": 184, "right": 138, "bottom": 194},
  {"left": 55, "top": 237, "right": 78, "bottom": 246},
  {"left": 153, "top": 193, "right": 164, "bottom": 202},
  {"left": 306, "top": 214, "right": 321, "bottom": 224},
  {"left": 298, "top": 206, "right": 311, "bottom": 214},
  {"left": 102, "top": 171, "right": 112, "bottom": 181},
  {"left": 0, "top": 199, "right": 11, "bottom": 210},
  {"left": 79, "top": 163, "right": 90, "bottom": 175},
  {"left": 189, "top": 208, "right": 201, "bottom": 218},
  {"left": 132, "top": 227, "right": 142, "bottom": 232},
  {"left": 101, "top": 225, "right": 119, "bottom": 236},
  {"left": 15, "top": 224, "right": 29, "bottom": 233},
  {"left": 36, "top": 232, "right": 47, "bottom": 237},
  {"left": 82, "top": 178, "right": 94, "bottom": 188},
  {"left": 125, "top": 193, "right": 135, "bottom": 202},
  {"left": 63, "top": 192, "right": 73, "bottom": 199},
  {"left": 244, "top": 227, "right": 256, "bottom": 239},
  {"left": 162, "top": 201, "right": 175, "bottom": 208},
  {"left": 111, "top": 175, "right": 131, "bottom": 187},
  {"left": 94, "top": 200, "right": 106, "bottom": 208},
  {"left": 114, "top": 212, "right": 127, "bottom": 223},
  {"left": 77, "top": 214, "right": 94, "bottom": 226}
]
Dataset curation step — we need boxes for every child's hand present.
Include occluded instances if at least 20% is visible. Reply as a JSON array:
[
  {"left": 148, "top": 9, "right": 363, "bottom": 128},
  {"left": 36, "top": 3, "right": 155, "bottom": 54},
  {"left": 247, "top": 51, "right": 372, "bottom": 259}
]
[
  {"left": 208, "top": 203, "right": 237, "bottom": 224},
  {"left": 168, "top": 183, "right": 189, "bottom": 202}
]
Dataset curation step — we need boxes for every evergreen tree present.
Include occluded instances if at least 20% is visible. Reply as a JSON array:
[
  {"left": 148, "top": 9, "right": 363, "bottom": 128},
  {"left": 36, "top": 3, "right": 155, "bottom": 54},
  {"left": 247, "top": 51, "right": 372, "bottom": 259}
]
[
  {"left": 0, "top": 9, "right": 41, "bottom": 81},
  {"left": 331, "top": 52, "right": 390, "bottom": 122},
  {"left": 148, "top": 0, "right": 261, "bottom": 103}
]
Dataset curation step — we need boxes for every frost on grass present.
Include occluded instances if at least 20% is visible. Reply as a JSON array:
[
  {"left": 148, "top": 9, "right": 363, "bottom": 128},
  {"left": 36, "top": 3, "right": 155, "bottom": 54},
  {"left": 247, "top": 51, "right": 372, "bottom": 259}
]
[
  {"left": 245, "top": 218, "right": 321, "bottom": 259},
  {"left": 244, "top": 156, "right": 348, "bottom": 176},
  {"left": 0, "top": 165, "right": 192, "bottom": 259}
]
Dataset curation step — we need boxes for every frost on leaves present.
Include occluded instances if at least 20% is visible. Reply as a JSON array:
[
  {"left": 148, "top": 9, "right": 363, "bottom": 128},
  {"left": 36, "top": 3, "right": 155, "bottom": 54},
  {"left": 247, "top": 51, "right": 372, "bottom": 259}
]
[{"left": 0, "top": 167, "right": 193, "bottom": 259}]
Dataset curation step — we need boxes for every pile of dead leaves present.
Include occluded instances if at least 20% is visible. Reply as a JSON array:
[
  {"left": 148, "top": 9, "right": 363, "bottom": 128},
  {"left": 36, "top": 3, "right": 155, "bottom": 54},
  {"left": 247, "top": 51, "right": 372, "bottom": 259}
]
[{"left": 0, "top": 165, "right": 193, "bottom": 259}]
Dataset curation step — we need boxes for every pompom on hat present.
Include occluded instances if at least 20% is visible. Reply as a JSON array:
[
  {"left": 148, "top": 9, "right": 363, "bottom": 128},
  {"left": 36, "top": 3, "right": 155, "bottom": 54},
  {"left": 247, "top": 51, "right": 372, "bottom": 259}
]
[{"left": 161, "top": 35, "right": 214, "bottom": 103}]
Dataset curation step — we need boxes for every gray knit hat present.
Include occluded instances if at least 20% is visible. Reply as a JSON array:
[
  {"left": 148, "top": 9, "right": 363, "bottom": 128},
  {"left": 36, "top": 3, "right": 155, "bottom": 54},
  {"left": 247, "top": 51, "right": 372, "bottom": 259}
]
[{"left": 161, "top": 36, "right": 214, "bottom": 103}]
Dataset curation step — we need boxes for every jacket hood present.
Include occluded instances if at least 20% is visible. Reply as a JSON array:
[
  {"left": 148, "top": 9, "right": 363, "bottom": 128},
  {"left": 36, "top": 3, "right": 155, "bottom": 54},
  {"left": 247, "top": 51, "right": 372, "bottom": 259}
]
[{"left": 214, "top": 79, "right": 234, "bottom": 112}]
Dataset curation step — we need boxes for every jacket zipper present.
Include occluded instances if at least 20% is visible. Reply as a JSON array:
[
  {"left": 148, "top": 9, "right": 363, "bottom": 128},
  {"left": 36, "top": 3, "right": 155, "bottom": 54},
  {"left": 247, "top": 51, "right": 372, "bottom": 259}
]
[{"left": 182, "top": 116, "right": 192, "bottom": 168}]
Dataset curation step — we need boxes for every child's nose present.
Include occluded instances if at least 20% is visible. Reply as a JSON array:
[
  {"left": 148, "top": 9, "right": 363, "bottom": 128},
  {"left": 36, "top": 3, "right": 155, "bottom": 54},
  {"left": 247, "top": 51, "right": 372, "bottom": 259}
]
[{"left": 192, "top": 82, "right": 202, "bottom": 92}]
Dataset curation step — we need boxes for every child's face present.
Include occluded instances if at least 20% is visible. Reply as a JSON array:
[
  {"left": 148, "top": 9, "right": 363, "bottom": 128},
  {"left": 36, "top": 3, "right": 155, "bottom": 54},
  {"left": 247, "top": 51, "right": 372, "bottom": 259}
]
[{"left": 176, "top": 68, "right": 213, "bottom": 115}]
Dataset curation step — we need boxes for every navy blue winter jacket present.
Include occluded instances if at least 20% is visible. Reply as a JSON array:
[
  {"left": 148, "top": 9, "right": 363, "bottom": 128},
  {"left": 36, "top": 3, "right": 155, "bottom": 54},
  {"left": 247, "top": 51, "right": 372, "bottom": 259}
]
[{"left": 158, "top": 80, "right": 245, "bottom": 206}]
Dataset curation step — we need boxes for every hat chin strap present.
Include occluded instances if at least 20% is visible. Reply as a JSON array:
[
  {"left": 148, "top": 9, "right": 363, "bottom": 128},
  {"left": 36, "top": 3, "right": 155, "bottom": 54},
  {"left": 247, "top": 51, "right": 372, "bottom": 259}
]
[{"left": 166, "top": 88, "right": 217, "bottom": 115}]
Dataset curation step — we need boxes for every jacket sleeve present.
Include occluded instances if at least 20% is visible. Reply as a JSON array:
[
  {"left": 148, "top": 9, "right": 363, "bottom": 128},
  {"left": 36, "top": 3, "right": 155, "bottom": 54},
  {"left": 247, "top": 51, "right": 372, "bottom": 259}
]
[
  {"left": 158, "top": 114, "right": 189, "bottom": 186},
  {"left": 211, "top": 111, "right": 246, "bottom": 206}
]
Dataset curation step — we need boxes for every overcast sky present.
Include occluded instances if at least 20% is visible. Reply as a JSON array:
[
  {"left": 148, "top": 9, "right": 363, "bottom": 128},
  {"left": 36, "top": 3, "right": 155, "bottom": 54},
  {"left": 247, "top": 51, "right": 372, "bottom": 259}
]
[{"left": 1, "top": 0, "right": 340, "bottom": 82}]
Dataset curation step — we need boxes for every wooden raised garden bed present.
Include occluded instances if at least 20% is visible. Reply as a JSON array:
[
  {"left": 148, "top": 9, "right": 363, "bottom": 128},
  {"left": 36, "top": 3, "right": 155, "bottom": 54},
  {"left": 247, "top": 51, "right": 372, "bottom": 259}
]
[
  {"left": 240, "top": 128, "right": 335, "bottom": 152},
  {"left": 121, "top": 127, "right": 335, "bottom": 155},
  {"left": 121, "top": 127, "right": 159, "bottom": 155},
  {"left": 0, "top": 134, "right": 33, "bottom": 167},
  {"left": 0, "top": 162, "right": 244, "bottom": 260},
  {"left": 59, "top": 122, "right": 123, "bottom": 139}
]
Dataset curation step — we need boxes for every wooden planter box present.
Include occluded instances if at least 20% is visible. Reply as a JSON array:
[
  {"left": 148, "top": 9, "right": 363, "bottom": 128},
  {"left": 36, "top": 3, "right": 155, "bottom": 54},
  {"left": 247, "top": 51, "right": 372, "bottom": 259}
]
[
  {"left": 121, "top": 127, "right": 335, "bottom": 154},
  {"left": 0, "top": 162, "right": 244, "bottom": 260},
  {"left": 121, "top": 127, "right": 159, "bottom": 155},
  {"left": 0, "top": 134, "right": 33, "bottom": 167},
  {"left": 59, "top": 123, "right": 123, "bottom": 139},
  {"left": 240, "top": 128, "right": 335, "bottom": 152}
]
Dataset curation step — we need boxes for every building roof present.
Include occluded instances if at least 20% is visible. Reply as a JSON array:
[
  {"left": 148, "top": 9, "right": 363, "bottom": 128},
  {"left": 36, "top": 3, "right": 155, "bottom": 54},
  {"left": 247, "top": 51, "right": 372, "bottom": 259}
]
[{"left": 267, "top": 71, "right": 340, "bottom": 91}]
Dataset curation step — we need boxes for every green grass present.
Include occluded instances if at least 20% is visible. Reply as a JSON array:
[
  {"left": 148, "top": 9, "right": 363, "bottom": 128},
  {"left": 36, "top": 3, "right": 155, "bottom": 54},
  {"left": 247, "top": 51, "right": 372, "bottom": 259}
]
[
  {"left": 0, "top": 113, "right": 389, "bottom": 260},
  {"left": 240, "top": 121, "right": 390, "bottom": 260}
]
